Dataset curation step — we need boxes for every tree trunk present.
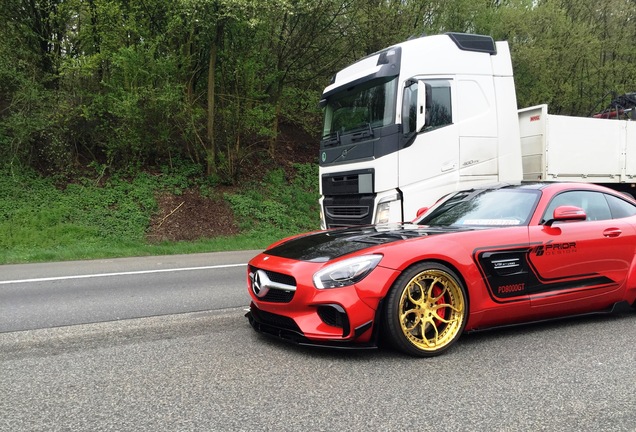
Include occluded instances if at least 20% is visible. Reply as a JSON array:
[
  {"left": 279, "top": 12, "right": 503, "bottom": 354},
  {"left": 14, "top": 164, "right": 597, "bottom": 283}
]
[
  {"left": 269, "top": 98, "right": 281, "bottom": 159},
  {"left": 206, "top": 22, "right": 223, "bottom": 176}
]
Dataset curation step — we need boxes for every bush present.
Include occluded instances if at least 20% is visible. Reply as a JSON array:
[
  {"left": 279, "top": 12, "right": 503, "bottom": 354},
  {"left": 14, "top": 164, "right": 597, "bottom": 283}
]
[
  {"left": 0, "top": 160, "right": 320, "bottom": 263},
  {"left": 0, "top": 167, "right": 161, "bottom": 262},
  {"left": 226, "top": 163, "right": 319, "bottom": 235}
]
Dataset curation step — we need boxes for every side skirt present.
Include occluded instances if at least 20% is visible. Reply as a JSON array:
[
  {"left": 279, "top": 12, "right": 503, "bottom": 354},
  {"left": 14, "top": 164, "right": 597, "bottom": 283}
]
[{"left": 465, "top": 300, "right": 634, "bottom": 334}]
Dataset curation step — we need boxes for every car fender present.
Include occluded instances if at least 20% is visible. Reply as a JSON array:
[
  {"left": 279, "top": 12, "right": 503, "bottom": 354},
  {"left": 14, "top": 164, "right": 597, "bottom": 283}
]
[
  {"left": 625, "top": 251, "right": 636, "bottom": 306},
  {"left": 370, "top": 235, "right": 484, "bottom": 307}
]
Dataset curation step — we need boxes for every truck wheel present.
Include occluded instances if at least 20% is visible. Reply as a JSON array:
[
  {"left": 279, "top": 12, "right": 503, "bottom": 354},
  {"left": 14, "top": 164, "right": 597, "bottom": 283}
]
[{"left": 383, "top": 262, "right": 467, "bottom": 357}]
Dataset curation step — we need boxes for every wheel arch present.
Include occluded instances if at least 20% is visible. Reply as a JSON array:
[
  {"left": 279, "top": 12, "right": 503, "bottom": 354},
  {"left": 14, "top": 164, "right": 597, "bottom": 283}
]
[
  {"left": 626, "top": 254, "right": 636, "bottom": 307},
  {"left": 393, "top": 258, "right": 470, "bottom": 305}
]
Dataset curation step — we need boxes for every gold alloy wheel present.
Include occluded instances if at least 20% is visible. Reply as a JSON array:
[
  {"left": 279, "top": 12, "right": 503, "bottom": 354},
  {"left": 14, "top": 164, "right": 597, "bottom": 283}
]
[{"left": 398, "top": 268, "right": 466, "bottom": 353}]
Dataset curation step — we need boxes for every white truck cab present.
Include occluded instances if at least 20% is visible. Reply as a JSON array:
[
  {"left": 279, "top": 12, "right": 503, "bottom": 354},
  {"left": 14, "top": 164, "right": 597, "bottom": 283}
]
[{"left": 318, "top": 33, "right": 523, "bottom": 228}]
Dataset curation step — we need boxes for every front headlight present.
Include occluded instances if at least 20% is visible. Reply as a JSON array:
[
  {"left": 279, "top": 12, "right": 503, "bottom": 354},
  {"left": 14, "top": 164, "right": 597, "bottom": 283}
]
[{"left": 313, "top": 255, "right": 383, "bottom": 289}]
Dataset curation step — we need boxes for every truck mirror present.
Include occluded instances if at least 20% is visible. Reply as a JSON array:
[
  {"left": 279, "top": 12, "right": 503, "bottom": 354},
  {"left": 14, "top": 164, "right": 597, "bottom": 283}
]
[{"left": 416, "top": 81, "right": 433, "bottom": 132}]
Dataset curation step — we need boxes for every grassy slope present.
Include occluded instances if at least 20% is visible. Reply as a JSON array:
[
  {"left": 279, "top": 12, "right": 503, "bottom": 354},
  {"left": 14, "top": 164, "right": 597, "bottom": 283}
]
[{"left": 0, "top": 163, "right": 319, "bottom": 264}]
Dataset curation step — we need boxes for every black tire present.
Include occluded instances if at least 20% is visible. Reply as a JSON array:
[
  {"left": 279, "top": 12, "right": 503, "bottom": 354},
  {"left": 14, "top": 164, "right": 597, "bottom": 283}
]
[{"left": 383, "top": 262, "right": 467, "bottom": 357}]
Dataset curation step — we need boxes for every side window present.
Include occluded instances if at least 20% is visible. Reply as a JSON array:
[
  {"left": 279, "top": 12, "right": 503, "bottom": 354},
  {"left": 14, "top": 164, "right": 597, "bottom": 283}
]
[
  {"left": 402, "top": 79, "right": 452, "bottom": 136},
  {"left": 426, "top": 80, "right": 452, "bottom": 130},
  {"left": 606, "top": 193, "right": 636, "bottom": 218},
  {"left": 543, "top": 191, "right": 612, "bottom": 222}
]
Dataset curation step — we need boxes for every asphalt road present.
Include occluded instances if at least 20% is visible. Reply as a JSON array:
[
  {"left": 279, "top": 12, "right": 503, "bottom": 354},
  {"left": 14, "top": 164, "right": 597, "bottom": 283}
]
[
  {"left": 0, "top": 251, "right": 260, "bottom": 332},
  {"left": 1, "top": 251, "right": 635, "bottom": 431}
]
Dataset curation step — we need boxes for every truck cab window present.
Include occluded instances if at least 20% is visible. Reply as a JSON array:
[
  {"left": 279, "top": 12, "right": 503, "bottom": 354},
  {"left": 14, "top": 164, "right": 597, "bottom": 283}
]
[
  {"left": 426, "top": 80, "right": 452, "bottom": 129},
  {"left": 402, "top": 79, "right": 452, "bottom": 135}
]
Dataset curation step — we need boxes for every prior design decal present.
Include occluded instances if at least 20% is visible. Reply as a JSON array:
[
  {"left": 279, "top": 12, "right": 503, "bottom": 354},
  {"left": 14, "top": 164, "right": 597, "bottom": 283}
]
[
  {"left": 474, "top": 243, "right": 615, "bottom": 302},
  {"left": 533, "top": 241, "right": 577, "bottom": 256}
]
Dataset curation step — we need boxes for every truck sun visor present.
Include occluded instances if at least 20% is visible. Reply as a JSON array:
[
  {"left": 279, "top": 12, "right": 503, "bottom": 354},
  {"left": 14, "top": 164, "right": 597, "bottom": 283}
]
[{"left": 446, "top": 32, "right": 497, "bottom": 55}]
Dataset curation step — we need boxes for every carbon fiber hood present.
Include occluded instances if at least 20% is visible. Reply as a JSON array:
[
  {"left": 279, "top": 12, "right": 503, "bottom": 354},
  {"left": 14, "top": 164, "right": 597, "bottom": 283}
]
[{"left": 265, "top": 224, "right": 466, "bottom": 262}]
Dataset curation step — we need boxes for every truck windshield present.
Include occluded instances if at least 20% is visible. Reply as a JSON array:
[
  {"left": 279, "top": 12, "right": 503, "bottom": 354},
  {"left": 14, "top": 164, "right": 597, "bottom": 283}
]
[{"left": 322, "top": 76, "right": 397, "bottom": 138}]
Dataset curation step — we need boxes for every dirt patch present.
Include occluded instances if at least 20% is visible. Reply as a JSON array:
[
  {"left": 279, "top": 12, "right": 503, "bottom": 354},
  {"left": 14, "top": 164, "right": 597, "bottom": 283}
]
[
  {"left": 147, "top": 189, "right": 239, "bottom": 242},
  {"left": 146, "top": 122, "right": 318, "bottom": 242}
]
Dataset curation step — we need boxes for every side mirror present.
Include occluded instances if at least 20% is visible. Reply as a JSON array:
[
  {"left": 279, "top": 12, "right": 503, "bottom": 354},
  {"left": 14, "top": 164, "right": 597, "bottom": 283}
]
[
  {"left": 416, "top": 82, "right": 433, "bottom": 132},
  {"left": 414, "top": 207, "right": 429, "bottom": 221},
  {"left": 544, "top": 205, "right": 587, "bottom": 226}
]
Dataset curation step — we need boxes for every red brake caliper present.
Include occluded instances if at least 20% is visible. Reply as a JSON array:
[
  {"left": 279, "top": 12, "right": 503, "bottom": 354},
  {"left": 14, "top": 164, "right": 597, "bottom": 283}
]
[{"left": 432, "top": 282, "right": 446, "bottom": 324}]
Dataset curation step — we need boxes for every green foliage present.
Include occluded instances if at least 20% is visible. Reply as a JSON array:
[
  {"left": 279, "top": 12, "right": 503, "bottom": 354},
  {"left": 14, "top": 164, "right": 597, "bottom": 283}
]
[
  {"left": 484, "top": 0, "right": 636, "bottom": 115},
  {"left": 0, "top": 165, "right": 189, "bottom": 262},
  {"left": 0, "top": 161, "right": 318, "bottom": 263},
  {"left": 2, "top": 0, "right": 636, "bottom": 263},
  {"left": 226, "top": 163, "right": 319, "bottom": 235},
  {"left": 0, "top": 167, "right": 157, "bottom": 261},
  {"left": 2, "top": 0, "right": 636, "bottom": 176}
]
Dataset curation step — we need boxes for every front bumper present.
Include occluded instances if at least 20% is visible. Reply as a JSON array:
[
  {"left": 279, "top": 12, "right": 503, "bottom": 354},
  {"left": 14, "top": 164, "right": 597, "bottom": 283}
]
[
  {"left": 246, "top": 253, "right": 398, "bottom": 349},
  {"left": 246, "top": 304, "right": 378, "bottom": 349}
]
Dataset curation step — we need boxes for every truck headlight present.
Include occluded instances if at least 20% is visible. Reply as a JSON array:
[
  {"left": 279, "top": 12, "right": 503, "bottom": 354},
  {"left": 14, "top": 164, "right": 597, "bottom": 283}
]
[
  {"left": 319, "top": 204, "right": 326, "bottom": 230},
  {"left": 375, "top": 201, "right": 392, "bottom": 224},
  {"left": 313, "top": 255, "right": 383, "bottom": 289},
  {"left": 375, "top": 194, "right": 401, "bottom": 224}
]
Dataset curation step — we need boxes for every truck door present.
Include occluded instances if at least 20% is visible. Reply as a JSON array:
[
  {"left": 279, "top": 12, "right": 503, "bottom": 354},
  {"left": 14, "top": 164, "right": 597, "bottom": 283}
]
[{"left": 399, "top": 79, "right": 459, "bottom": 219}]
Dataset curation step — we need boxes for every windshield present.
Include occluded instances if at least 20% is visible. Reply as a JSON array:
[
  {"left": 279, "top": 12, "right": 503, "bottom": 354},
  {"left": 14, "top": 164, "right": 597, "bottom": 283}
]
[
  {"left": 322, "top": 76, "right": 397, "bottom": 138},
  {"left": 418, "top": 188, "right": 541, "bottom": 227}
]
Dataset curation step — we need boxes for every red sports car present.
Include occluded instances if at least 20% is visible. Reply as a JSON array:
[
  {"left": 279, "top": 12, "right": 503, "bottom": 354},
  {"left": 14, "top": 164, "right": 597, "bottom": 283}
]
[{"left": 246, "top": 183, "right": 636, "bottom": 356}]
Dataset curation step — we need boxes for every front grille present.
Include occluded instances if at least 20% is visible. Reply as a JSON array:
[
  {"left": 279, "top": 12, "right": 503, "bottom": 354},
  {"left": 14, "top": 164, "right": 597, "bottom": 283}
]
[
  {"left": 263, "top": 270, "right": 296, "bottom": 286},
  {"left": 260, "top": 289, "right": 294, "bottom": 303},
  {"left": 249, "top": 266, "right": 296, "bottom": 303}
]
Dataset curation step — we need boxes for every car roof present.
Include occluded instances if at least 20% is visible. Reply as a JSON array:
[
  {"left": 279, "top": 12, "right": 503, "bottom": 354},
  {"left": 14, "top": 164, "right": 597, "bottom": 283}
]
[
  {"left": 476, "top": 182, "right": 629, "bottom": 194},
  {"left": 452, "top": 182, "right": 636, "bottom": 204}
]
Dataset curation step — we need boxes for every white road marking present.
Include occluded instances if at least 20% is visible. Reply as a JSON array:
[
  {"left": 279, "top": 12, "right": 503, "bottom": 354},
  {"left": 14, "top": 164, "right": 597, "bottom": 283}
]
[{"left": 0, "top": 263, "right": 248, "bottom": 285}]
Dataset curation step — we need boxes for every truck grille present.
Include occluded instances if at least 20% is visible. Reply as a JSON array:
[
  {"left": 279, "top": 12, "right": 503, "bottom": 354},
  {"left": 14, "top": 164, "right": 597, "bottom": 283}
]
[
  {"left": 325, "top": 205, "right": 370, "bottom": 218},
  {"left": 323, "top": 195, "right": 375, "bottom": 227}
]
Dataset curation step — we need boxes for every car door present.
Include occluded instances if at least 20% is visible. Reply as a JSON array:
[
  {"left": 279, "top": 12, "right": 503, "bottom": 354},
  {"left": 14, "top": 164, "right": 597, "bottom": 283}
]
[{"left": 527, "top": 190, "right": 636, "bottom": 315}]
